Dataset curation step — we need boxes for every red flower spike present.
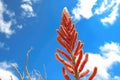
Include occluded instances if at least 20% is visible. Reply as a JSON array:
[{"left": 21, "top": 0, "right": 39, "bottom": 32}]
[
  {"left": 74, "top": 40, "right": 81, "bottom": 56},
  {"left": 70, "top": 28, "right": 75, "bottom": 37},
  {"left": 79, "top": 69, "right": 89, "bottom": 78},
  {"left": 80, "top": 42, "right": 84, "bottom": 48},
  {"left": 57, "top": 48, "right": 72, "bottom": 62},
  {"left": 74, "top": 50, "right": 83, "bottom": 69},
  {"left": 57, "top": 36, "right": 67, "bottom": 48},
  {"left": 61, "top": 26, "right": 71, "bottom": 40},
  {"left": 57, "top": 30, "right": 70, "bottom": 45},
  {"left": 62, "top": 67, "right": 71, "bottom": 80},
  {"left": 67, "top": 18, "right": 72, "bottom": 29},
  {"left": 88, "top": 67, "right": 97, "bottom": 80},
  {"left": 64, "top": 61, "right": 73, "bottom": 69},
  {"left": 57, "top": 37, "right": 71, "bottom": 54},
  {"left": 62, "top": 8, "right": 70, "bottom": 21},
  {"left": 79, "top": 54, "right": 88, "bottom": 72},
  {"left": 55, "top": 53, "right": 64, "bottom": 62},
  {"left": 69, "top": 24, "right": 75, "bottom": 33},
  {"left": 71, "top": 32, "right": 78, "bottom": 50},
  {"left": 60, "top": 25, "right": 69, "bottom": 38},
  {"left": 55, "top": 7, "right": 97, "bottom": 80},
  {"left": 76, "top": 49, "right": 83, "bottom": 57},
  {"left": 55, "top": 54, "right": 73, "bottom": 68},
  {"left": 66, "top": 66, "right": 74, "bottom": 75}
]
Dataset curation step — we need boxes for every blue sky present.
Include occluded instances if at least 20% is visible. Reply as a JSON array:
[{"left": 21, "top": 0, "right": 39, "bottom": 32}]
[{"left": 0, "top": 0, "right": 120, "bottom": 80}]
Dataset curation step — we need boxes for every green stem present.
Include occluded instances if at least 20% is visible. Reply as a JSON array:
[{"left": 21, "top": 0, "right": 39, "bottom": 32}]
[{"left": 71, "top": 53, "right": 79, "bottom": 80}]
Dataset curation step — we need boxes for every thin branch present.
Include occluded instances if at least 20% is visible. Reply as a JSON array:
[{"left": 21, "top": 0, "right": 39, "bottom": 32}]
[
  {"left": 34, "top": 70, "right": 44, "bottom": 80},
  {"left": 43, "top": 64, "right": 47, "bottom": 80},
  {"left": 10, "top": 75, "right": 13, "bottom": 80},
  {"left": 10, "top": 64, "right": 23, "bottom": 80},
  {"left": 25, "top": 47, "right": 33, "bottom": 80}
]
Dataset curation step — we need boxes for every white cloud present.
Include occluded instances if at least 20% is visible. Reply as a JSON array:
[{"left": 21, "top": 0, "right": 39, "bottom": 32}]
[
  {"left": 0, "top": 0, "right": 38, "bottom": 37},
  {"left": 83, "top": 42, "right": 120, "bottom": 80},
  {"left": 0, "top": 0, "right": 39, "bottom": 37},
  {"left": 0, "top": 42, "right": 10, "bottom": 50},
  {"left": 0, "top": 42, "right": 4, "bottom": 48},
  {"left": 0, "top": 0, "right": 15, "bottom": 37},
  {"left": 5, "top": 9, "right": 15, "bottom": 18},
  {"left": 22, "top": 0, "right": 39, "bottom": 4},
  {"left": 22, "top": 0, "right": 32, "bottom": 5},
  {"left": 100, "top": 2, "right": 119, "bottom": 26},
  {"left": 72, "top": 0, "right": 97, "bottom": 20},
  {"left": 16, "top": 25, "right": 23, "bottom": 29},
  {"left": 114, "top": 76, "right": 120, "bottom": 80},
  {"left": 72, "top": 0, "right": 120, "bottom": 26},
  {"left": 0, "top": 62, "right": 17, "bottom": 70},
  {"left": 0, "top": 61, "right": 45, "bottom": 80},
  {"left": 94, "top": 0, "right": 116, "bottom": 15},
  {"left": 0, "top": 62, "right": 18, "bottom": 80},
  {"left": 21, "top": 0, "right": 36, "bottom": 17}
]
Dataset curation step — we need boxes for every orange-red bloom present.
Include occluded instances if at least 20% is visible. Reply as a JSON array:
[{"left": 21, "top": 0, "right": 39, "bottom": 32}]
[{"left": 55, "top": 7, "right": 97, "bottom": 80}]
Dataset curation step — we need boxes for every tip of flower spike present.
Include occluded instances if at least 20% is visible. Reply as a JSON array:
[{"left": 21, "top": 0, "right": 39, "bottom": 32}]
[
  {"left": 62, "top": 7, "right": 70, "bottom": 17},
  {"left": 63, "top": 7, "right": 69, "bottom": 13}
]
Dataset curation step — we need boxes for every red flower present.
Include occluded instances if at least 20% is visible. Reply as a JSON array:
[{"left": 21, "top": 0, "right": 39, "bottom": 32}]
[{"left": 55, "top": 7, "right": 97, "bottom": 80}]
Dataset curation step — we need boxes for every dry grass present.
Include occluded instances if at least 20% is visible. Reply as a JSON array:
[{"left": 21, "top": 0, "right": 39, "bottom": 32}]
[{"left": 10, "top": 48, "right": 47, "bottom": 80}]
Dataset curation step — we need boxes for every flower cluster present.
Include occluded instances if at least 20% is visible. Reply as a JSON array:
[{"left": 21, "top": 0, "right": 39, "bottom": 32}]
[{"left": 55, "top": 7, "right": 97, "bottom": 80}]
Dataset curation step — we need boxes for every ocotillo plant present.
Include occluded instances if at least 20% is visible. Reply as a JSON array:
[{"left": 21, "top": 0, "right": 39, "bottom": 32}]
[{"left": 55, "top": 7, "right": 97, "bottom": 80}]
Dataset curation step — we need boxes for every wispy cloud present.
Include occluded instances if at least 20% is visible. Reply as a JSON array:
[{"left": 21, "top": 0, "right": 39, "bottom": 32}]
[
  {"left": 83, "top": 42, "right": 120, "bottom": 80},
  {"left": 0, "top": 61, "right": 18, "bottom": 80},
  {"left": 72, "top": 0, "right": 120, "bottom": 26},
  {"left": 21, "top": 0, "right": 37, "bottom": 18},
  {"left": 72, "top": 0, "right": 97, "bottom": 20},
  {"left": 0, "top": 0, "right": 39, "bottom": 37},
  {"left": 22, "top": 0, "right": 39, "bottom": 4},
  {"left": 16, "top": 25, "right": 23, "bottom": 29},
  {"left": 0, "top": 42, "right": 4, "bottom": 48},
  {"left": 100, "top": 1, "right": 120, "bottom": 26},
  {"left": 0, "top": 42, "right": 9, "bottom": 50},
  {"left": 0, "top": 0, "right": 15, "bottom": 37},
  {"left": 94, "top": 0, "right": 116, "bottom": 15}
]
